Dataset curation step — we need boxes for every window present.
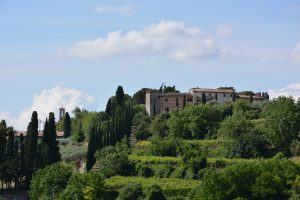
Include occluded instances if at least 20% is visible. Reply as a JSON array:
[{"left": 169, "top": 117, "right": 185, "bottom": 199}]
[
  {"left": 209, "top": 93, "right": 211, "bottom": 96},
  {"left": 165, "top": 107, "right": 169, "bottom": 112},
  {"left": 223, "top": 94, "right": 226, "bottom": 97},
  {"left": 165, "top": 98, "right": 168, "bottom": 102},
  {"left": 230, "top": 94, "right": 233, "bottom": 97}
]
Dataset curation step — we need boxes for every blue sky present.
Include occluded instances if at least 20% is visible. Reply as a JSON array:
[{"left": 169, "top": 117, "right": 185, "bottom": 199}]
[{"left": 0, "top": 0, "right": 300, "bottom": 129}]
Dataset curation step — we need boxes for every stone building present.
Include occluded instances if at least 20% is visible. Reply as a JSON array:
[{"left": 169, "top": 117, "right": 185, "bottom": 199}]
[{"left": 146, "top": 87, "right": 268, "bottom": 117}]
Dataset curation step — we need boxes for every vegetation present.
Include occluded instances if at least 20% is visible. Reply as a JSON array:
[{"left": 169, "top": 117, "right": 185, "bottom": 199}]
[{"left": 2, "top": 85, "right": 300, "bottom": 199}]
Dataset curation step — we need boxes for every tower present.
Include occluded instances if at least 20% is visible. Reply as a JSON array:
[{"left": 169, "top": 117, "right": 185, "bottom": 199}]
[{"left": 59, "top": 107, "right": 65, "bottom": 121}]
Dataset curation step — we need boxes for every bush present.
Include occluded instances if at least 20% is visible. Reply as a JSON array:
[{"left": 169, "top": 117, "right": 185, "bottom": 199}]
[
  {"left": 193, "top": 159, "right": 300, "bottom": 200},
  {"left": 59, "top": 172, "right": 105, "bottom": 200},
  {"left": 116, "top": 183, "right": 145, "bottom": 200},
  {"left": 145, "top": 184, "right": 167, "bottom": 200},
  {"left": 95, "top": 146, "right": 133, "bottom": 177},
  {"left": 29, "top": 163, "right": 73, "bottom": 200},
  {"left": 150, "top": 136, "right": 182, "bottom": 157}
]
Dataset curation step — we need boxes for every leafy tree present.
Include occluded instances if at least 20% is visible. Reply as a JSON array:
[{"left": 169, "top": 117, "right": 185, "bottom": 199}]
[
  {"left": 193, "top": 159, "right": 299, "bottom": 200},
  {"left": 95, "top": 146, "right": 132, "bottom": 177},
  {"left": 132, "top": 88, "right": 152, "bottom": 105},
  {"left": 162, "top": 85, "right": 179, "bottom": 93},
  {"left": 149, "top": 113, "right": 169, "bottom": 138},
  {"left": 150, "top": 136, "right": 181, "bottom": 157},
  {"left": 29, "top": 163, "right": 72, "bottom": 200},
  {"left": 63, "top": 112, "right": 71, "bottom": 138},
  {"left": 262, "top": 96, "right": 300, "bottom": 151},
  {"left": 59, "top": 172, "right": 105, "bottom": 200},
  {"left": 117, "top": 183, "right": 145, "bottom": 200}
]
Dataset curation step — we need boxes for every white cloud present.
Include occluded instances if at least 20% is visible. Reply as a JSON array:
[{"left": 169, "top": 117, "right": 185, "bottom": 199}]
[
  {"left": 269, "top": 83, "right": 300, "bottom": 100},
  {"left": 63, "top": 20, "right": 226, "bottom": 61},
  {"left": 95, "top": 5, "right": 136, "bottom": 16},
  {"left": 292, "top": 42, "right": 300, "bottom": 64},
  {"left": 216, "top": 24, "right": 233, "bottom": 37},
  {"left": 0, "top": 86, "right": 94, "bottom": 130}
]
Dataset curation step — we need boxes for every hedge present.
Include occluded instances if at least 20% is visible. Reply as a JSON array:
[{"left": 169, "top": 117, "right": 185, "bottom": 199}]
[{"left": 104, "top": 176, "right": 200, "bottom": 198}]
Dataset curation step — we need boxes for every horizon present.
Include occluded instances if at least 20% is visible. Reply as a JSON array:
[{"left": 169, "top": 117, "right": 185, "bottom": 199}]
[{"left": 1, "top": 0, "right": 300, "bottom": 129}]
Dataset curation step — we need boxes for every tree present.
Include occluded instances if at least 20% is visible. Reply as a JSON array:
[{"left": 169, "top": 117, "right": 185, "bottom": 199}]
[
  {"left": 59, "top": 172, "right": 105, "bottom": 200},
  {"left": 63, "top": 112, "right": 71, "bottom": 138},
  {"left": 202, "top": 93, "right": 206, "bottom": 104},
  {"left": 176, "top": 98, "right": 179, "bottom": 109},
  {"left": 105, "top": 98, "right": 112, "bottom": 116},
  {"left": 116, "top": 86, "right": 125, "bottom": 106},
  {"left": 86, "top": 120, "right": 102, "bottom": 171},
  {"left": 262, "top": 96, "right": 300, "bottom": 151},
  {"left": 25, "top": 111, "right": 39, "bottom": 173},
  {"left": 29, "top": 163, "right": 72, "bottom": 200},
  {"left": 183, "top": 94, "right": 186, "bottom": 108}
]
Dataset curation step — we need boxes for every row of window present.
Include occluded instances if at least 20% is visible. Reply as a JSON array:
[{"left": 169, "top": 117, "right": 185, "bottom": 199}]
[{"left": 164, "top": 94, "right": 233, "bottom": 103}]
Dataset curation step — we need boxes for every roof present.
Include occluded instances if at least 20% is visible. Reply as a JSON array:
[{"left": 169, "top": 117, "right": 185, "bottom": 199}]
[
  {"left": 190, "top": 88, "right": 234, "bottom": 94},
  {"left": 159, "top": 92, "right": 192, "bottom": 97},
  {"left": 238, "top": 95, "right": 267, "bottom": 100},
  {"left": 15, "top": 131, "right": 64, "bottom": 137}
]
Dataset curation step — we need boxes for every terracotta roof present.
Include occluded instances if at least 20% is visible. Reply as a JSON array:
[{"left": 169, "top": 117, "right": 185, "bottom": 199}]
[
  {"left": 15, "top": 131, "right": 64, "bottom": 137},
  {"left": 159, "top": 92, "right": 192, "bottom": 97},
  {"left": 190, "top": 88, "right": 234, "bottom": 93}
]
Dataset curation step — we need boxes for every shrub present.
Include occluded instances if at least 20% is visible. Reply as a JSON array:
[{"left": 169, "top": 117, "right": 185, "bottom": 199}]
[
  {"left": 150, "top": 136, "right": 181, "bottom": 157},
  {"left": 145, "top": 184, "right": 167, "bottom": 200},
  {"left": 116, "top": 183, "right": 145, "bottom": 200},
  {"left": 29, "top": 163, "right": 73, "bottom": 200}
]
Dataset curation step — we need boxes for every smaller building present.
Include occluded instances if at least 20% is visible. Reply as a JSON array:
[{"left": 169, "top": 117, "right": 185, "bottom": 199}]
[
  {"left": 237, "top": 92, "right": 269, "bottom": 102},
  {"left": 189, "top": 88, "right": 235, "bottom": 104}
]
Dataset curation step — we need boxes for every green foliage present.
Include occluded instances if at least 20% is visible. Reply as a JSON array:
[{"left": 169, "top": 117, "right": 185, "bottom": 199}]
[
  {"left": 63, "top": 112, "right": 71, "bottom": 138},
  {"left": 29, "top": 163, "right": 72, "bottom": 200},
  {"left": 132, "top": 88, "right": 152, "bottom": 105},
  {"left": 193, "top": 159, "right": 300, "bottom": 200},
  {"left": 168, "top": 105, "right": 222, "bottom": 139},
  {"left": 262, "top": 96, "right": 300, "bottom": 151},
  {"left": 116, "top": 86, "right": 125, "bottom": 106},
  {"left": 150, "top": 136, "right": 181, "bottom": 157},
  {"left": 162, "top": 85, "right": 179, "bottom": 93},
  {"left": 117, "top": 183, "right": 145, "bottom": 200},
  {"left": 59, "top": 141, "right": 87, "bottom": 162},
  {"left": 105, "top": 176, "right": 200, "bottom": 198},
  {"left": 149, "top": 113, "right": 169, "bottom": 138},
  {"left": 95, "top": 146, "right": 132, "bottom": 177},
  {"left": 145, "top": 184, "right": 167, "bottom": 200},
  {"left": 132, "top": 109, "right": 151, "bottom": 140},
  {"left": 59, "top": 172, "right": 105, "bottom": 200}
]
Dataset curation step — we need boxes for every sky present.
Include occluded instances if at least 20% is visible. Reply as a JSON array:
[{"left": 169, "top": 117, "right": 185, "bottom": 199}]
[{"left": 0, "top": 0, "right": 300, "bottom": 130}]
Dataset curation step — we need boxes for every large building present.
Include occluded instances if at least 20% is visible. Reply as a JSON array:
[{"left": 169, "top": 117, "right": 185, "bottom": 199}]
[{"left": 145, "top": 87, "right": 268, "bottom": 116}]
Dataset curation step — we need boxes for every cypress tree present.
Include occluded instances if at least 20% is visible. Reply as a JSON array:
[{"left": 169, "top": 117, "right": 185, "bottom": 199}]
[
  {"left": 215, "top": 93, "right": 218, "bottom": 101},
  {"left": 176, "top": 98, "right": 179, "bottom": 109},
  {"left": 25, "top": 111, "right": 38, "bottom": 171},
  {"left": 116, "top": 86, "right": 125, "bottom": 106},
  {"left": 86, "top": 120, "right": 101, "bottom": 171},
  {"left": 202, "top": 93, "right": 206, "bottom": 104},
  {"left": 63, "top": 112, "right": 71, "bottom": 138},
  {"left": 250, "top": 93, "right": 253, "bottom": 103},
  {"left": 183, "top": 94, "right": 186, "bottom": 108},
  {"left": 48, "top": 112, "right": 60, "bottom": 164},
  {"left": 19, "top": 134, "right": 26, "bottom": 187},
  {"left": 105, "top": 98, "right": 112, "bottom": 117}
]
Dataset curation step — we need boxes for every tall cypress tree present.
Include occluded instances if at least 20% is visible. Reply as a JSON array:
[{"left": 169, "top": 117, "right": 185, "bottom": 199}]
[
  {"left": 116, "top": 86, "right": 125, "bottom": 106},
  {"left": 63, "top": 112, "right": 71, "bottom": 138},
  {"left": 176, "top": 98, "right": 179, "bottom": 109},
  {"left": 25, "top": 111, "right": 38, "bottom": 171},
  {"left": 183, "top": 94, "right": 186, "bottom": 108},
  {"left": 76, "top": 121, "right": 85, "bottom": 143},
  {"left": 48, "top": 112, "right": 60, "bottom": 164},
  {"left": 19, "top": 134, "right": 26, "bottom": 187},
  {"left": 86, "top": 119, "right": 102, "bottom": 171},
  {"left": 202, "top": 93, "right": 206, "bottom": 104},
  {"left": 105, "top": 98, "right": 112, "bottom": 117}
]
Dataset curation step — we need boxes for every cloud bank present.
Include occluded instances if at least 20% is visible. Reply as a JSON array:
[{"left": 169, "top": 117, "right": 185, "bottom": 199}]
[
  {"left": 64, "top": 20, "right": 226, "bottom": 61},
  {"left": 95, "top": 5, "right": 136, "bottom": 16},
  {"left": 269, "top": 83, "right": 300, "bottom": 100},
  {"left": 292, "top": 42, "right": 300, "bottom": 64},
  {"left": 0, "top": 86, "right": 94, "bottom": 130}
]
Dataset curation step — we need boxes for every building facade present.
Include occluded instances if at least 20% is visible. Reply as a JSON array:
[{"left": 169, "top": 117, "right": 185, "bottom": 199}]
[{"left": 145, "top": 87, "right": 268, "bottom": 117}]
